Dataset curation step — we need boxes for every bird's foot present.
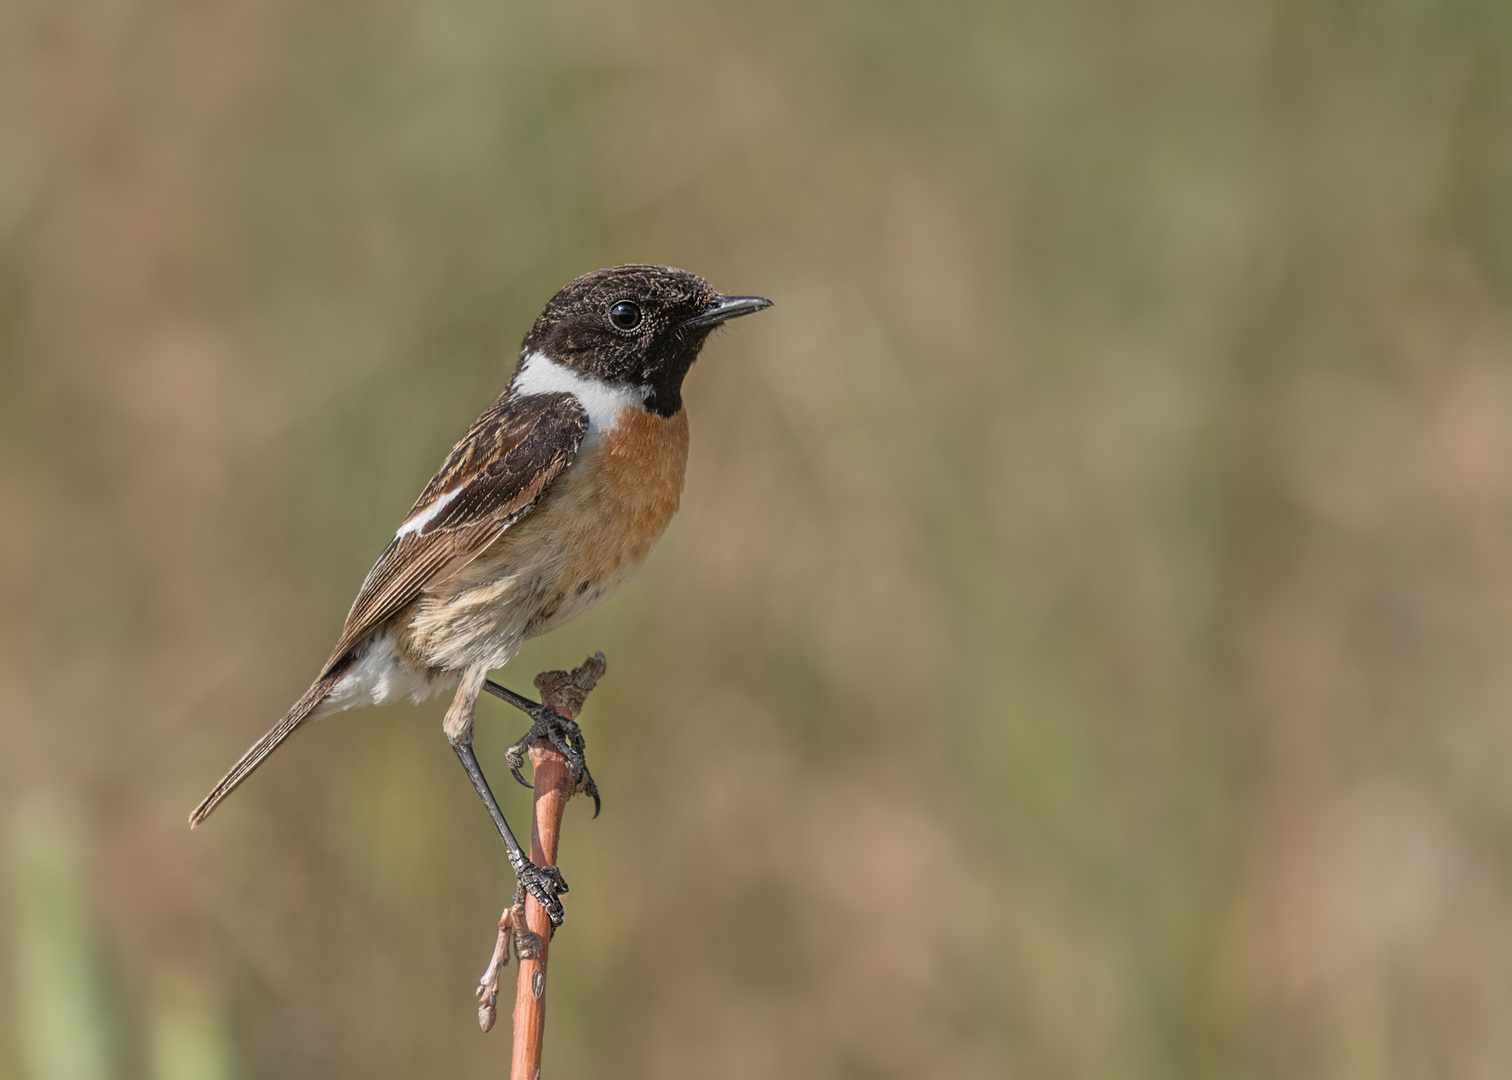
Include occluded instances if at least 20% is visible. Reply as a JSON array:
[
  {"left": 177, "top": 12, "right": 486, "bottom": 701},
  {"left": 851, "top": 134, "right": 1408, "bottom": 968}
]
[
  {"left": 505, "top": 703, "right": 601, "bottom": 816},
  {"left": 513, "top": 857, "right": 569, "bottom": 927}
]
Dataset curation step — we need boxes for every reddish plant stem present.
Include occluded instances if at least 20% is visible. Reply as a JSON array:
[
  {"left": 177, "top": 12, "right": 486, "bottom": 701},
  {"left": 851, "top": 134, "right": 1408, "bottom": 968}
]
[
  {"left": 509, "top": 741, "right": 571, "bottom": 1080},
  {"left": 471, "top": 654, "right": 604, "bottom": 1079}
]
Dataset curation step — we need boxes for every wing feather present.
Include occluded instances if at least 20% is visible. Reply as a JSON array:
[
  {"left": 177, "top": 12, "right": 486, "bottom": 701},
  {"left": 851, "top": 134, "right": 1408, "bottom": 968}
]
[{"left": 320, "top": 390, "right": 587, "bottom": 673}]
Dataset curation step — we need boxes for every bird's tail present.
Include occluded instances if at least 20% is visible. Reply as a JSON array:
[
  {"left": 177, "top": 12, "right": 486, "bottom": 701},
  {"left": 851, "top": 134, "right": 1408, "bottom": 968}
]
[{"left": 189, "top": 672, "right": 341, "bottom": 828}]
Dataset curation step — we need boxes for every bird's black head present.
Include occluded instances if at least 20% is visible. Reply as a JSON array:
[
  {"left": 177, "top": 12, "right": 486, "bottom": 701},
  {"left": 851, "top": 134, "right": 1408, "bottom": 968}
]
[{"left": 521, "top": 264, "right": 772, "bottom": 416}]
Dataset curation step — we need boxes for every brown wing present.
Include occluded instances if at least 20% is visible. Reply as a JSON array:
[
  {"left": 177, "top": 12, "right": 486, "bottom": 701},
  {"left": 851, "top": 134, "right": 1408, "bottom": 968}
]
[{"left": 320, "top": 390, "right": 588, "bottom": 673}]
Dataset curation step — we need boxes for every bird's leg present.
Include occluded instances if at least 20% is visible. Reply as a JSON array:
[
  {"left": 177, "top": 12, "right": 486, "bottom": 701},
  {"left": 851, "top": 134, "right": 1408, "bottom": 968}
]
[
  {"left": 485, "top": 678, "right": 599, "bottom": 816},
  {"left": 445, "top": 665, "right": 568, "bottom": 926}
]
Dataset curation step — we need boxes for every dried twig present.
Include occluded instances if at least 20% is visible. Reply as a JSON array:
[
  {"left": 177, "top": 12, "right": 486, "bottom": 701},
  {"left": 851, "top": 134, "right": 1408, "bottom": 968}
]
[{"left": 474, "top": 653, "right": 606, "bottom": 1080}]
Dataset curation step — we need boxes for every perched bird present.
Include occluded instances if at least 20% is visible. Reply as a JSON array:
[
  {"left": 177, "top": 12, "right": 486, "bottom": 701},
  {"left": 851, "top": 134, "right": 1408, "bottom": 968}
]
[{"left": 190, "top": 264, "right": 771, "bottom": 924}]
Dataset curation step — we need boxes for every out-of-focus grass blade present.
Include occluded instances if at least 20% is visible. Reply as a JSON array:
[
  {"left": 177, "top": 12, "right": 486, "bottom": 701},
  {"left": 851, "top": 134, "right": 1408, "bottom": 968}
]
[
  {"left": 148, "top": 988, "right": 233, "bottom": 1080},
  {"left": 11, "top": 800, "right": 115, "bottom": 1080}
]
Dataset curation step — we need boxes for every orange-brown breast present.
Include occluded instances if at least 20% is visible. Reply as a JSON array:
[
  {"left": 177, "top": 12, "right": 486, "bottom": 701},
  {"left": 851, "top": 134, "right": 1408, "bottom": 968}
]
[
  {"left": 402, "top": 406, "right": 690, "bottom": 668},
  {"left": 523, "top": 404, "right": 691, "bottom": 605},
  {"left": 592, "top": 404, "right": 692, "bottom": 552}
]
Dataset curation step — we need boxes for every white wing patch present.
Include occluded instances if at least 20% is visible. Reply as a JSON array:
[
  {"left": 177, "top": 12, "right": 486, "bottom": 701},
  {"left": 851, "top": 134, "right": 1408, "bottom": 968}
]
[
  {"left": 512, "top": 350, "right": 647, "bottom": 441},
  {"left": 396, "top": 484, "right": 463, "bottom": 538}
]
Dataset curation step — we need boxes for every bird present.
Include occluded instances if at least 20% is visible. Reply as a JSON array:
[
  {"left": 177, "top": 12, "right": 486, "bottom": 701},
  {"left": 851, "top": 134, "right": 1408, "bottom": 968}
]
[{"left": 189, "top": 264, "right": 771, "bottom": 925}]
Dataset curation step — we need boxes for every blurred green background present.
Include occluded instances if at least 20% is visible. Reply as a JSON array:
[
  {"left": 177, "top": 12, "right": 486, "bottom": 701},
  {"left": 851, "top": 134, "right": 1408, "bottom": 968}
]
[{"left": 4, "top": 0, "right": 1512, "bottom": 1076}]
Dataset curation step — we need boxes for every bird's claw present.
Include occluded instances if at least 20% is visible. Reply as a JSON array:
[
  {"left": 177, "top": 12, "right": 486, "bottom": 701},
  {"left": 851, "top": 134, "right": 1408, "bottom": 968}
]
[
  {"left": 506, "top": 704, "right": 597, "bottom": 810},
  {"left": 581, "top": 770, "right": 601, "bottom": 819},
  {"left": 515, "top": 859, "right": 568, "bottom": 926},
  {"left": 505, "top": 744, "right": 534, "bottom": 790}
]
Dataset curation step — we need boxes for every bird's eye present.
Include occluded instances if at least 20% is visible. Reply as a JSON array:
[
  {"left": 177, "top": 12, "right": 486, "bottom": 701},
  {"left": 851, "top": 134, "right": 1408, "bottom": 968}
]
[{"left": 608, "top": 300, "right": 642, "bottom": 331}]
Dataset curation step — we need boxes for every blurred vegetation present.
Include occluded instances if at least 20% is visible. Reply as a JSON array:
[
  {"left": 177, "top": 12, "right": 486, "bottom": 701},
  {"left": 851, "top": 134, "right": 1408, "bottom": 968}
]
[
  {"left": 5, "top": 0, "right": 1512, "bottom": 1076},
  {"left": 13, "top": 803, "right": 116, "bottom": 1080}
]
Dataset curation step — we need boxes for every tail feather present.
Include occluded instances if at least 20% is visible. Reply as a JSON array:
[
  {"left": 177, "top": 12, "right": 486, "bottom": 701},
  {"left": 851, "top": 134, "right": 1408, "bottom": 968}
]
[{"left": 189, "top": 673, "right": 340, "bottom": 828}]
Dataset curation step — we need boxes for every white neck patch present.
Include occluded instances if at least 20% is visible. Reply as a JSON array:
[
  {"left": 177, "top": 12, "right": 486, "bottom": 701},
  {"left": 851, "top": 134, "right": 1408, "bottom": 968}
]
[{"left": 511, "top": 351, "right": 647, "bottom": 439}]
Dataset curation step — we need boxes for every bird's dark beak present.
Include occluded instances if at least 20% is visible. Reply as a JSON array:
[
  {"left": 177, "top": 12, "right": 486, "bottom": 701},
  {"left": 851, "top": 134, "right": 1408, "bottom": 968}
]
[{"left": 680, "top": 294, "right": 774, "bottom": 330}]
